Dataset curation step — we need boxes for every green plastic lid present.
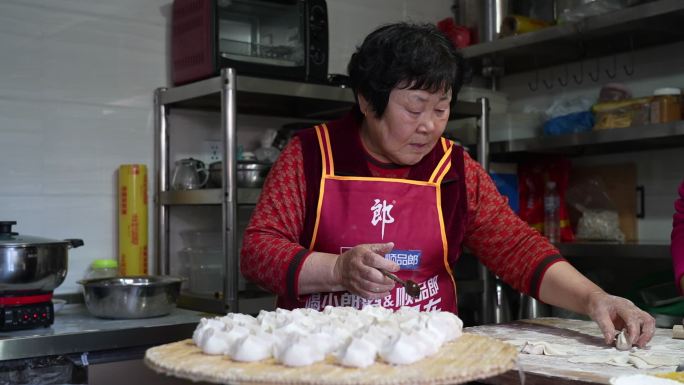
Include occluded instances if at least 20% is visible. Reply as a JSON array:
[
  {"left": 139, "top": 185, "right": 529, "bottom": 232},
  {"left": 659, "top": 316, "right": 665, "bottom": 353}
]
[{"left": 92, "top": 259, "right": 118, "bottom": 269}]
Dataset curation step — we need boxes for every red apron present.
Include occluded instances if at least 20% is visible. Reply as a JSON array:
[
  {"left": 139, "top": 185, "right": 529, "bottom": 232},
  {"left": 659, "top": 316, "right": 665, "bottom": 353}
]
[{"left": 295, "top": 124, "right": 458, "bottom": 313}]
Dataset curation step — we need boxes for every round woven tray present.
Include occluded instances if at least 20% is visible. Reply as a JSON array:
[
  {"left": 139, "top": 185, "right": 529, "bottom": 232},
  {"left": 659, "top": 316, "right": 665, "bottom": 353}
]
[{"left": 145, "top": 333, "right": 518, "bottom": 385}]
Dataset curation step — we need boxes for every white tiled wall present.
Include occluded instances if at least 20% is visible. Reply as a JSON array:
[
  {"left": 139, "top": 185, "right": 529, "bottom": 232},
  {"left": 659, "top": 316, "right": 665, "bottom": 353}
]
[
  {"left": 0, "top": 0, "right": 167, "bottom": 294},
  {"left": 498, "top": 40, "right": 684, "bottom": 242},
  {"left": 327, "top": 0, "right": 453, "bottom": 74},
  {"left": 0, "top": 0, "right": 453, "bottom": 294}
]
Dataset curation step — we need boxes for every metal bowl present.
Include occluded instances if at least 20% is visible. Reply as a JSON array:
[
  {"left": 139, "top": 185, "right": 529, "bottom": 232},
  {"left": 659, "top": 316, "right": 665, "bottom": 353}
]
[
  {"left": 208, "top": 161, "right": 272, "bottom": 188},
  {"left": 238, "top": 161, "right": 271, "bottom": 188},
  {"left": 78, "top": 276, "right": 183, "bottom": 319}
]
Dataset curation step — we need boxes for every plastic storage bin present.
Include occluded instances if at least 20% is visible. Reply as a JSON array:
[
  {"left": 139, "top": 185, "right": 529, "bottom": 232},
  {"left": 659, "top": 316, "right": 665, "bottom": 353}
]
[
  {"left": 188, "top": 248, "right": 223, "bottom": 296},
  {"left": 593, "top": 97, "right": 652, "bottom": 130},
  {"left": 179, "top": 230, "right": 221, "bottom": 250}
]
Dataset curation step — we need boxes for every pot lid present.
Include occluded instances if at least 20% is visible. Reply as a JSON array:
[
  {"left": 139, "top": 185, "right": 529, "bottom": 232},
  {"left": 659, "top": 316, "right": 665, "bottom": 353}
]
[{"left": 0, "top": 221, "right": 82, "bottom": 247}]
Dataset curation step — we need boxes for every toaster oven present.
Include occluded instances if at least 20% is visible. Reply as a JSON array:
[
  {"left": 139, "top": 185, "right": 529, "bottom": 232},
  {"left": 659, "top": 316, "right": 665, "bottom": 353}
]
[{"left": 171, "top": 0, "right": 328, "bottom": 85}]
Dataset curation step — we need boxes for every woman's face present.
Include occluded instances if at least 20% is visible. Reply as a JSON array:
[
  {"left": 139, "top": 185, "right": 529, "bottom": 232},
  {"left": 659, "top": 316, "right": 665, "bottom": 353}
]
[{"left": 359, "top": 87, "right": 451, "bottom": 166}]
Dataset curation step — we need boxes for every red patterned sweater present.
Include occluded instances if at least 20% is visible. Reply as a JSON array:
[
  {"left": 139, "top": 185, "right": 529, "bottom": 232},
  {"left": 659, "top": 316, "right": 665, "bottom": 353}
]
[{"left": 241, "top": 136, "right": 564, "bottom": 303}]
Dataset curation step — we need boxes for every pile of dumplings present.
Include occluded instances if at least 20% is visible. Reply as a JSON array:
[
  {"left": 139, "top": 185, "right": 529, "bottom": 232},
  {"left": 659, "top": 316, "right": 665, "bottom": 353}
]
[{"left": 192, "top": 305, "right": 464, "bottom": 368}]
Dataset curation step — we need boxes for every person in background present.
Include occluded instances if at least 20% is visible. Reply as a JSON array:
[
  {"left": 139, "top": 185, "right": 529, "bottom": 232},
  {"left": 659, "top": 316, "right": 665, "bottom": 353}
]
[
  {"left": 672, "top": 180, "right": 684, "bottom": 293},
  {"left": 240, "top": 22, "right": 655, "bottom": 347}
]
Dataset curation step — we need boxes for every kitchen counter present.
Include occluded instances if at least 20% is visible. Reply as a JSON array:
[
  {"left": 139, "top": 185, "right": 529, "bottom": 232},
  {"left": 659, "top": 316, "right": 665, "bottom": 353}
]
[
  {"left": 467, "top": 318, "right": 684, "bottom": 385},
  {"left": 0, "top": 304, "right": 206, "bottom": 362}
]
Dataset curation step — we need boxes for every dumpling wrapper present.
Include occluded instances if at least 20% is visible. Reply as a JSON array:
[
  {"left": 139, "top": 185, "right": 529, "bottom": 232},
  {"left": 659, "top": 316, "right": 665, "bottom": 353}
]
[
  {"left": 615, "top": 330, "right": 631, "bottom": 351},
  {"left": 520, "top": 341, "right": 572, "bottom": 356}
]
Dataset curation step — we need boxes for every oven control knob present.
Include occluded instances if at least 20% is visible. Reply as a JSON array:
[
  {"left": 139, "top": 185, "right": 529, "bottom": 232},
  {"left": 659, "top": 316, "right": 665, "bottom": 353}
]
[
  {"left": 310, "top": 48, "right": 326, "bottom": 65},
  {"left": 309, "top": 5, "right": 326, "bottom": 26}
]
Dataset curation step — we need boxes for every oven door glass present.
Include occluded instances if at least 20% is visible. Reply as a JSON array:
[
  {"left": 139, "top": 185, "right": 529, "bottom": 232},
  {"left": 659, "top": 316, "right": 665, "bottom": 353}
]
[{"left": 217, "top": 0, "right": 304, "bottom": 67}]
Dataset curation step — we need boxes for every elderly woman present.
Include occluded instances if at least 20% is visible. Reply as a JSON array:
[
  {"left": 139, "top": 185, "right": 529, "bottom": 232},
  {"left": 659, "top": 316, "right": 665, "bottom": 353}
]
[
  {"left": 673, "top": 180, "right": 684, "bottom": 293},
  {"left": 241, "top": 22, "right": 654, "bottom": 347}
]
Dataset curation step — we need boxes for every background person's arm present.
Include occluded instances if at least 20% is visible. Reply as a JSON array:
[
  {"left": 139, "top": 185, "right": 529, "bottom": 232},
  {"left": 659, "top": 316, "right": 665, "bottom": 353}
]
[{"left": 672, "top": 180, "right": 684, "bottom": 294}]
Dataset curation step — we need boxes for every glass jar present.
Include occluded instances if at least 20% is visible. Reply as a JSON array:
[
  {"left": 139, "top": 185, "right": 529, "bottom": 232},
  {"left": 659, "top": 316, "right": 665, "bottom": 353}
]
[
  {"left": 650, "top": 88, "right": 682, "bottom": 124},
  {"left": 85, "top": 259, "right": 119, "bottom": 279}
]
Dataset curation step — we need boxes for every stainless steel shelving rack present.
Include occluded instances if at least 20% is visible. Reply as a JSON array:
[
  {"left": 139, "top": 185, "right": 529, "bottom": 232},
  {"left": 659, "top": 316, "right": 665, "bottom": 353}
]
[
  {"left": 457, "top": 0, "right": 684, "bottom": 264},
  {"left": 154, "top": 68, "right": 489, "bottom": 315},
  {"left": 490, "top": 120, "right": 684, "bottom": 159},
  {"left": 462, "top": 0, "right": 684, "bottom": 75},
  {"left": 488, "top": 122, "right": 681, "bottom": 262}
]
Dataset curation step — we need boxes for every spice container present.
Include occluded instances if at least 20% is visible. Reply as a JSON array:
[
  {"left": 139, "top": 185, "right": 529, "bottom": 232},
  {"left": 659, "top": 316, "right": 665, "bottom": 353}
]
[{"left": 650, "top": 88, "right": 682, "bottom": 124}]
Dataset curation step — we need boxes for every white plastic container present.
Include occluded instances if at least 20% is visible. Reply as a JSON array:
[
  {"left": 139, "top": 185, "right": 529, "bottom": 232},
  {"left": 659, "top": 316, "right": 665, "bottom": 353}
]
[{"left": 85, "top": 259, "right": 119, "bottom": 280}]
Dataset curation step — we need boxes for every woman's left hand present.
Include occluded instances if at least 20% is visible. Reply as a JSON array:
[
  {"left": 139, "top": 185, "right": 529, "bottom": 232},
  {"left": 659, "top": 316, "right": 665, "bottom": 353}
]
[{"left": 586, "top": 291, "right": 656, "bottom": 348}]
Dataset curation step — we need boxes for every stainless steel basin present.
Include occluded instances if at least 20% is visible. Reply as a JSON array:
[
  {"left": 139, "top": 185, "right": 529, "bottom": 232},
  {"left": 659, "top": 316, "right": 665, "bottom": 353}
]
[{"left": 78, "top": 276, "right": 183, "bottom": 319}]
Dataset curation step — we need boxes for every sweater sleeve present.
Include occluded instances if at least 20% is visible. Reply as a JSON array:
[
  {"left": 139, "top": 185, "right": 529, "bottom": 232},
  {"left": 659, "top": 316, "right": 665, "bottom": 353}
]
[
  {"left": 461, "top": 152, "right": 565, "bottom": 299},
  {"left": 672, "top": 180, "right": 684, "bottom": 292},
  {"left": 240, "top": 138, "right": 309, "bottom": 299}
]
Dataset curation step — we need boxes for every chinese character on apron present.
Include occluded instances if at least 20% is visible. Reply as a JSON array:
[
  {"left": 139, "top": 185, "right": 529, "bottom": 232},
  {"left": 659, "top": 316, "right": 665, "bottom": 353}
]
[{"left": 294, "top": 124, "right": 458, "bottom": 313}]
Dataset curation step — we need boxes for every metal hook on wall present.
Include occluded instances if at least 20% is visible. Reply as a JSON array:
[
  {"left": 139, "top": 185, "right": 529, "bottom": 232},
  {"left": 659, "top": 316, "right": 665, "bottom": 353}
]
[
  {"left": 572, "top": 61, "right": 584, "bottom": 84},
  {"left": 605, "top": 55, "right": 617, "bottom": 79},
  {"left": 588, "top": 58, "right": 600, "bottom": 82},
  {"left": 542, "top": 73, "right": 554, "bottom": 90},
  {"left": 558, "top": 65, "right": 569, "bottom": 87},
  {"left": 528, "top": 68, "right": 539, "bottom": 92},
  {"left": 624, "top": 35, "right": 635, "bottom": 76}
]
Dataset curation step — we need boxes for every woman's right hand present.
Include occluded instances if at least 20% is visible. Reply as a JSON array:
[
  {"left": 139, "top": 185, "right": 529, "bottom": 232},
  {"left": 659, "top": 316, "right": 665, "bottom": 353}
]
[{"left": 333, "top": 242, "right": 399, "bottom": 300}]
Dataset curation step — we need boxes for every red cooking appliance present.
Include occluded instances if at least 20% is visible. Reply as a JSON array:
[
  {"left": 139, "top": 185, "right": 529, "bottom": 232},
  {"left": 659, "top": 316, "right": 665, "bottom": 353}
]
[
  {"left": 0, "top": 293, "right": 54, "bottom": 331},
  {"left": 0, "top": 221, "right": 83, "bottom": 331}
]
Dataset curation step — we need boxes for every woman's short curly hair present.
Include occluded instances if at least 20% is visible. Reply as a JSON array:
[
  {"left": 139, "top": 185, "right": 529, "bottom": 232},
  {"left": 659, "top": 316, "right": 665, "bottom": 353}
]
[{"left": 347, "top": 22, "right": 470, "bottom": 117}]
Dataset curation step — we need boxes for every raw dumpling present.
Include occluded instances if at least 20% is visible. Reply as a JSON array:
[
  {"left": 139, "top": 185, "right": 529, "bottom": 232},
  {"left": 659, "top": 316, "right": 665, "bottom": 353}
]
[{"left": 615, "top": 330, "right": 631, "bottom": 351}]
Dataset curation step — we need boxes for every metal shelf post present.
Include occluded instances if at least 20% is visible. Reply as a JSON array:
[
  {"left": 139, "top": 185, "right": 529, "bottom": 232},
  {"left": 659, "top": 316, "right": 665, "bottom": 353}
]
[
  {"left": 476, "top": 97, "right": 495, "bottom": 325},
  {"left": 221, "top": 68, "right": 239, "bottom": 313},
  {"left": 154, "top": 87, "right": 169, "bottom": 276}
]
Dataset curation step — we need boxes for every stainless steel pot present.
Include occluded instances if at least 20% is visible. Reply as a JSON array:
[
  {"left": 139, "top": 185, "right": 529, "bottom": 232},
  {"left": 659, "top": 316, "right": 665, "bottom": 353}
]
[
  {"left": 208, "top": 161, "right": 222, "bottom": 188},
  {"left": 0, "top": 221, "right": 83, "bottom": 293},
  {"left": 78, "top": 276, "right": 183, "bottom": 319},
  {"left": 208, "top": 161, "right": 272, "bottom": 188},
  {"left": 453, "top": 0, "right": 510, "bottom": 43},
  {"left": 238, "top": 161, "right": 271, "bottom": 188}
]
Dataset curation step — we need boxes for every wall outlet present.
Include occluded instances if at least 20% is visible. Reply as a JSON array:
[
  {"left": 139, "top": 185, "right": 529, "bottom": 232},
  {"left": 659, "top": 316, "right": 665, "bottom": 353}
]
[{"left": 204, "top": 140, "right": 222, "bottom": 163}]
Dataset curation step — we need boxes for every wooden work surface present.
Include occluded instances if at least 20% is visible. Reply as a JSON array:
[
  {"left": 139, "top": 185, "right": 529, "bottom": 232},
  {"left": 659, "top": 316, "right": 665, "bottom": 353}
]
[{"left": 466, "top": 318, "right": 684, "bottom": 385}]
